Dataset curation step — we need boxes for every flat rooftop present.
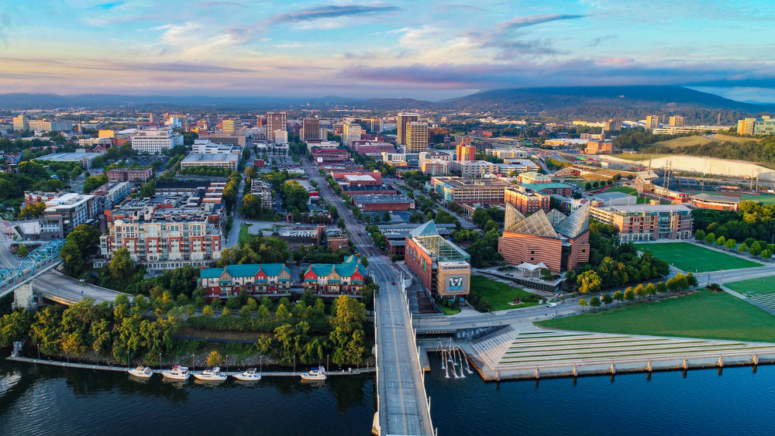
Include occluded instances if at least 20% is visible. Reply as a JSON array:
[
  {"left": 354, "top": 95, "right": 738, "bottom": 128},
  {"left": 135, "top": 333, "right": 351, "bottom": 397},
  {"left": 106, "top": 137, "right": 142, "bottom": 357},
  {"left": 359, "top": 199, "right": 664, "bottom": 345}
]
[
  {"left": 692, "top": 194, "right": 741, "bottom": 203},
  {"left": 182, "top": 153, "right": 238, "bottom": 163},
  {"left": 604, "top": 204, "right": 692, "bottom": 213},
  {"left": 434, "top": 177, "right": 510, "bottom": 188}
]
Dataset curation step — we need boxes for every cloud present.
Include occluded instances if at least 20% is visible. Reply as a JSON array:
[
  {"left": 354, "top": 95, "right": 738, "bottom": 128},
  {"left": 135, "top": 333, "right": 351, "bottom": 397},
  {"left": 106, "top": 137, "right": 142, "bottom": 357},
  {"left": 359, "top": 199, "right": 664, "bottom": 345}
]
[
  {"left": 270, "top": 4, "right": 400, "bottom": 23},
  {"left": 195, "top": 2, "right": 247, "bottom": 9},
  {"left": 495, "top": 14, "right": 585, "bottom": 32},
  {"left": 343, "top": 51, "right": 378, "bottom": 60}
]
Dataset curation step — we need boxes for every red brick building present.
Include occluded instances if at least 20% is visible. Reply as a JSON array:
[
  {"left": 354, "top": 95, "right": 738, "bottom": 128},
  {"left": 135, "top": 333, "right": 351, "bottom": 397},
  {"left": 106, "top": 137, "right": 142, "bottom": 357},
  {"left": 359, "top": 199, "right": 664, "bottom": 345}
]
[
  {"left": 404, "top": 221, "right": 471, "bottom": 298},
  {"left": 107, "top": 167, "right": 153, "bottom": 183},
  {"left": 691, "top": 194, "right": 740, "bottom": 211},
  {"left": 330, "top": 170, "right": 382, "bottom": 185},
  {"left": 504, "top": 186, "right": 551, "bottom": 215},
  {"left": 498, "top": 202, "right": 591, "bottom": 273}
]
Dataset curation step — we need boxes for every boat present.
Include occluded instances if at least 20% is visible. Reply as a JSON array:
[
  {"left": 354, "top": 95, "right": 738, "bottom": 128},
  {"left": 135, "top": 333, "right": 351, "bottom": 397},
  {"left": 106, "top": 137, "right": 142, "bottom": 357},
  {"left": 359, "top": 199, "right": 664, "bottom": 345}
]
[
  {"left": 193, "top": 367, "right": 227, "bottom": 382},
  {"left": 161, "top": 365, "right": 190, "bottom": 380},
  {"left": 232, "top": 368, "right": 261, "bottom": 381},
  {"left": 300, "top": 367, "right": 327, "bottom": 381},
  {"left": 128, "top": 366, "right": 153, "bottom": 378}
]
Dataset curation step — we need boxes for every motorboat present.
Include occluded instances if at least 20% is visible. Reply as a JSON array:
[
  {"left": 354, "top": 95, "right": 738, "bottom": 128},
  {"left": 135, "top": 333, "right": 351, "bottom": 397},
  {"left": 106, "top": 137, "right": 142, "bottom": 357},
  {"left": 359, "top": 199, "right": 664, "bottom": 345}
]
[
  {"left": 193, "top": 367, "right": 227, "bottom": 382},
  {"left": 161, "top": 365, "right": 190, "bottom": 380},
  {"left": 232, "top": 368, "right": 261, "bottom": 381},
  {"left": 128, "top": 366, "right": 153, "bottom": 378},
  {"left": 300, "top": 367, "right": 327, "bottom": 381}
]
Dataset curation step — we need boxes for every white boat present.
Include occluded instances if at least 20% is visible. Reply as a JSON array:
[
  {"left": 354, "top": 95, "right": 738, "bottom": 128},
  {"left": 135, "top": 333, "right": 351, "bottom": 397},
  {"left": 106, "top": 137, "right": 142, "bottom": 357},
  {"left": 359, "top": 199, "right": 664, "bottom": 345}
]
[
  {"left": 193, "top": 367, "right": 227, "bottom": 382},
  {"left": 300, "top": 367, "right": 327, "bottom": 381},
  {"left": 128, "top": 366, "right": 153, "bottom": 378},
  {"left": 232, "top": 368, "right": 261, "bottom": 381},
  {"left": 161, "top": 365, "right": 190, "bottom": 380}
]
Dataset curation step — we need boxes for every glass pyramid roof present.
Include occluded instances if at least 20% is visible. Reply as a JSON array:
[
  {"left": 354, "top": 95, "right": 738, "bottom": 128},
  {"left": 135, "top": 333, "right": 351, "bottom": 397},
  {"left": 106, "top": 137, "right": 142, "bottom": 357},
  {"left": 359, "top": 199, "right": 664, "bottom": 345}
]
[
  {"left": 546, "top": 209, "right": 568, "bottom": 228},
  {"left": 506, "top": 210, "right": 559, "bottom": 239},
  {"left": 504, "top": 202, "right": 527, "bottom": 232},
  {"left": 555, "top": 201, "right": 591, "bottom": 238}
]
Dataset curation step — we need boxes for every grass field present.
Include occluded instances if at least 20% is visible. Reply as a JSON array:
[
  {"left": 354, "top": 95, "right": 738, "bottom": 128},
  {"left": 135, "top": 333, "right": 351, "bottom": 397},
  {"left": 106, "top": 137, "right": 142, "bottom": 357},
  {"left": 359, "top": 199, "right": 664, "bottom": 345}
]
[
  {"left": 653, "top": 136, "right": 715, "bottom": 148},
  {"left": 439, "top": 305, "right": 462, "bottom": 316},
  {"left": 536, "top": 290, "right": 775, "bottom": 342},
  {"left": 604, "top": 186, "right": 637, "bottom": 195},
  {"left": 614, "top": 153, "right": 671, "bottom": 162},
  {"left": 238, "top": 223, "right": 258, "bottom": 246},
  {"left": 635, "top": 242, "right": 761, "bottom": 272},
  {"left": 726, "top": 276, "right": 775, "bottom": 297},
  {"left": 470, "top": 275, "right": 539, "bottom": 312},
  {"left": 712, "top": 134, "right": 760, "bottom": 144}
]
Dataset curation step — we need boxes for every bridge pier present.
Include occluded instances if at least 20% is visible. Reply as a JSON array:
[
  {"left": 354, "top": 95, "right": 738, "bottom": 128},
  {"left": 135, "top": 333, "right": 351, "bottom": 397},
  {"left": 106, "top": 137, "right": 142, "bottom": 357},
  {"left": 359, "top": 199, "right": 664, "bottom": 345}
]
[{"left": 12, "top": 283, "right": 35, "bottom": 311}]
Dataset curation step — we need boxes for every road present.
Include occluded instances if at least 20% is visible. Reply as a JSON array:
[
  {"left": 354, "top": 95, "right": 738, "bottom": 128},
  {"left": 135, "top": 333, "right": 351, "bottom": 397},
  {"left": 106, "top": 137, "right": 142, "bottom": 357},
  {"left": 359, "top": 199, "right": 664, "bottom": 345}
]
[
  {"left": 226, "top": 148, "right": 254, "bottom": 249},
  {"left": 302, "top": 157, "right": 433, "bottom": 436}
]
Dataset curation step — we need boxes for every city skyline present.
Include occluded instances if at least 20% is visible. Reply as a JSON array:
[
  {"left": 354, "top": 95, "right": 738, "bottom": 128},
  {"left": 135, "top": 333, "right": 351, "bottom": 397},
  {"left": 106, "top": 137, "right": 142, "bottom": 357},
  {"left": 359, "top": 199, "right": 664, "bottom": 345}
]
[{"left": 1, "top": 1, "right": 775, "bottom": 101}]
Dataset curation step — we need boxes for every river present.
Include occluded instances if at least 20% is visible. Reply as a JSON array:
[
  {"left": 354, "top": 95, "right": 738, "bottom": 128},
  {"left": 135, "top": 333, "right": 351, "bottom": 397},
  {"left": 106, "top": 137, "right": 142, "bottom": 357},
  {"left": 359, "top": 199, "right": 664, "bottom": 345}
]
[{"left": 2, "top": 350, "right": 775, "bottom": 435}]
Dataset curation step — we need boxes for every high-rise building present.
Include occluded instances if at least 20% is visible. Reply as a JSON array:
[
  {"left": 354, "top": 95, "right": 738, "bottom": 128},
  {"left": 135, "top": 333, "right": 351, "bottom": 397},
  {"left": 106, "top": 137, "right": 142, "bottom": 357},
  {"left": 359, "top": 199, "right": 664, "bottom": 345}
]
[
  {"left": 646, "top": 115, "right": 660, "bottom": 131},
  {"left": 397, "top": 113, "right": 419, "bottom": 145},
  {"left": 668, "top": 116, "right": 684, "bottom": 127},
  {"left": 456, "top": 143, "right": 476, "bottom": 161},
  {"left": 342, "top": 122, "right": 362, "bottom": 146},
  {"left": 131, "top": 129, "right": 184, "bottom": 153},
  {"left": 366, "top": 118, "right": 383, "bottom": 134},
  {"left": 13, "top": 115, "right": 29, "bottom": 131},
  {"left": 302, "top": 118, "right": 321, "bottom": 141},
  {"left": 406, "top": 122, "right": 429, "bottom": 152},
  {"left": 222, "top": 119, "right": 236, "bottom": 134},
  {"left": 737, "top": 116, "right": 774, "bottom": 136},
  {"left": 603, "top": 119, "right": 621, "bottom": 131},
  {"left": 266, "top": 112, "right": 287, "bottom": 143}
]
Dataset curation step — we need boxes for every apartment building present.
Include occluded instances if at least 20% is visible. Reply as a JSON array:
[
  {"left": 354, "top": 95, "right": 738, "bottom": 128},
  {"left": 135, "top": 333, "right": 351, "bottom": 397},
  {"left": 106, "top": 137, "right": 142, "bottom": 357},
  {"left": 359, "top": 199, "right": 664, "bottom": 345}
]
[
  {"left": 351, "top": 141, "right": 394, "bottom": 154},
  {"left": 397, "top": 113, "right": 419, "bottom": 146},
  {"left": 303, "top": 256, "right": 365, "bottom": 298},
  {"left": 40, "top": 193, "right": 99, "bottom": 240},
  {"left": 431, "top": 177, "right": 510, "bottom": 204},
  {"left": 13, "top": 115, "right": 29, "bottom": 131},
  {"left": 646, "top": 115, "right": 660, "bottom": 131},
  {"left": 421, "top": 159, "right": 451, "bottom": 175},
  {"left": 100, "top": 195, "right": 224, "bottom": 270},
  {"left": 250, "top": 179, "right": 273, "bottom": 206},
  {"left": 131, "top": 129, "right": 184, "bottom": 153},
  {"left": 456, "top": 143, "right": 476, "bottom": 161},
  {"left": 405, "top": 122, "right": 429, "bottom": 153},
  {"left": 180, "top": 153, "right": 239, "bottom": 171},
  {"left": 504, "top": 186, "right": 551, "bottom": 215},
  {"left": 197, "top": 132, "right": 252, "bottom": 147},
  {"left": 485, "top": 148, "right": 528, "bottom": 159},
  {"left": 591, "top": 204, "right": 693, "bottom": 242},
  {"left": 737, "top": 116, "right": 775, "bottom": 136},
  {"left": 451, "top": 160, "right": 538, "bottom": 178},
  {"left": 107, "top": 168, "right": 153, "bottom": 183},
  {"left": 222, "top": 119, "right": 236, "bottom": 134},
  {"left": 89, "top": 181, "right": 131, "bottom": 213},
  {"left": 585, "top": 139, "right": 614, "bottom": 155},
  {"left": 266, "top": 112, "right": 287, "bottom": 142},
  {"left": 669, "top": 116, "right": 684, "bottom": 127},
  {"left": 517, "top": 172, "right": 551, "bottom": 184},
  {"left": 200, "top": 264, "right": 292, "bottom": 300}
]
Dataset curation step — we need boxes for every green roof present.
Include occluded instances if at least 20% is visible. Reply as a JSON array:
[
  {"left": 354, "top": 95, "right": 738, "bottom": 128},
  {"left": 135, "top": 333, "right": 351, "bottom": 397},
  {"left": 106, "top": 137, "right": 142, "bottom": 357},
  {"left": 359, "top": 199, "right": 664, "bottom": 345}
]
[
  {"left": 200, "top": 264, "right": 290, "bottom": 279},
  {"left": 522, "top": 183, "right": 573, "bottom": 191},
  {"left": 306, "top": 262, "right": 362, "bottom": 278}
]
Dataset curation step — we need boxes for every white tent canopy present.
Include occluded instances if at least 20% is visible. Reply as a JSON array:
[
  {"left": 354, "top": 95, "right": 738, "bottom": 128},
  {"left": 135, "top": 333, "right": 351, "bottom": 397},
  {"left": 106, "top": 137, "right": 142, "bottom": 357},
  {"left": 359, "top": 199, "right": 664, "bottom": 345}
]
[{"left": 516, "top": 262, "right": 548, "bottom": 279}]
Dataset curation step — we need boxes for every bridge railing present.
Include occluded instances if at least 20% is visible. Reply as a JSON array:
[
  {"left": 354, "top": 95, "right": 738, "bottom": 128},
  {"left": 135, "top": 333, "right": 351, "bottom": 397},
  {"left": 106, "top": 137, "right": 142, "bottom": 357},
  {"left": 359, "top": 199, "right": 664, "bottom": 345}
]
[{"left": 0, "top": 239, "right": 65, "bottom": 290}]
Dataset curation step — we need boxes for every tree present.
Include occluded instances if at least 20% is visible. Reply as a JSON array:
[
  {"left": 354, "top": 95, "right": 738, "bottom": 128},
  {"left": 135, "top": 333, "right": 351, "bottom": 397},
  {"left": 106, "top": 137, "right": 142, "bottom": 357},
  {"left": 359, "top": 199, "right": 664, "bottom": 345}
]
[
  {"left": 382, "top": 210, "right": 391, "bottom": 222},
  {"left": 686, "top": 273, "right": 699, "bottom": 289},
  {"left": 705, "top": 232, "right": 716, "bottom": 245},
  {"left": 60, "top": 240, "right": 84, "bottom": 277},
  {"left": 576, "top": 270, "right": 602, "bottom": 294},
  {"left": 624, "top": 287, "right": 635, "bottom": 303},
  {"left": 472, "top": 209, "right": 490, "bottom": 228},
  {"left": 725, "top": 238, "right": 736, "bottom": 251},
  {"left": 645, "top": 283, "right": 657, "bottom": 299},
  {"left": 337, "top": 218, "right": 346, "bottom": 229},
  {"left": 749, "top": 241, "right": 762, "bottom": 257},
  {"left": 206, "top": 350, "right": 223, "bottom": 367},
  {"left": 578, "top": 298, "right": 588, "bottom": 311},
  {"left": 589, "top": 296, "right": 601, "bottom": 312},
  {"left": 17, "top": 244, "right": 28, "bottom": 257},
  {"left": 761, "top": 249, "right": 773, "bottom": 262},
  {"left": 613, "top": 290, "right": 623, "bottom": 305},
  {"left": 106, "top": 248, "right": 135, "bottom": 286},
  {"left": 716, "top": 236, "right": 726, "bottom": 247},
  {"left": 602, "top": 293, "right": 613, "bottom": 308},
  {"left": 361, "top": 256, "right": 369, "bottom": 268},
  {"left": 634, "top": 284, "right": 645, "bottom": 300},
  {"left": 738, "top": 243, "right": 749, "bottom": 254},
  {"left": 19, "top": 202, "right": 46, "bottom": 219},
  {"left": 656, "top": 281, "right": 668, "bottom": 295},
  {"left": 203, "top": 305, "right": 214, "bottom": 316},
  {"left": 695, "top": 229, "right": 705, "bottom": 242}
]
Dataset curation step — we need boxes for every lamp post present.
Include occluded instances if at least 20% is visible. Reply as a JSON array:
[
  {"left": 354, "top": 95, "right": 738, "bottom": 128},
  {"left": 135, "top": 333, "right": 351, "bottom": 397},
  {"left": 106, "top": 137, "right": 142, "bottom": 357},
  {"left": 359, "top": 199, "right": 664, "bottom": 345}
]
[{"left": 65, "top": 346, "right": 69, "bottom": 364}]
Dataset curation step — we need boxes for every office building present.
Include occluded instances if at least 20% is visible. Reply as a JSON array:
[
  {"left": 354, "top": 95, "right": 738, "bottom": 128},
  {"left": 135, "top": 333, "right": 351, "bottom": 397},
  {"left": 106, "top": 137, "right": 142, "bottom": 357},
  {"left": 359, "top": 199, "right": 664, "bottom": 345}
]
[
  {"left": 456, "top": 143, "right": 476, "bottom": 161},
  {"left": 405, "top": 221, "right": 471, "bottom": 298},
  {"left": 303, "top": 255, "right": 365, "bottom": 298},
  {"left": 646, "top": 115, "right": 660, "bottom": 131},
  {"left": 517, "top": 172, "right": 551, "bottom": 184},
  {"left": 590, "top": 204, "right": 693, "bottom": 242},
  {"left": 342, "top": 122, "right": 362, "bottom": 146},
  {"left": 40, "top": 193, "right": 99, "bottom": 240},
  {"left": 499, "top": 202, "right": 591, "bottom": 274},
  {"left": 504, "top": 186, "right": 551, "bottom": 215},
  {"left": 107, "top": 168, "right": 153, "bottom": 183},
  {"left": 486, "top": 148, "right": 528, "bottom": 159},
  {"left": 222, "top": 119, "right": 237, "bottom": 134},
  {"left": 13, "top": 115, "right": 29, "bottom": 131},
  {"left": 397, "top": 113, "right": 419, "bottom": 145},
  {"left": 431, "top": 177, "right": 510, "bottom": 204},
  {"left": 669, "top": 116, "right": 684, "bottom": 127},
  {"left": 351, "top": 140, "right": 394, "bottom": 154},
  {"left": 191, "top": 139, "right": 239, "bottom": 154},
  {"left": 737, "top": 116, "right": 775, "bottom": 136},
  {"left": 266, "top": 112, "right": 287, "bottom": 142},
  {"left": 200, "top": 264, "right": 293, "bottom": 300},
  {"left": 180, "top": 153, "right": 239, "bottom": 171},
  {"left": 198, "top": 132, "right": 252, "bottom": 148},
  {"left": 365, "top": 118, "right": 383, "bottom": 134},
  {"left": 100, "top": 195, "right": 224, "bottom": 270},
  {"left": 521, "top": 182, "right": 573, "bottom": 197},
  {"left": 302, "top": 118, "right": 321, "bottom": 141},
  {"left": 352, "top": 194, "right": 415, "bottom": 211},
  {"left": 406, "top": 122, "right": 429, "bottom": 153},
  {"left": 131, "top": 129, "right": 184, "bottom": 153},
  {"left": 603, "top": 119, "right": 621, "bottom": 131},
  {"left": 585, "top": 139, "right": 614, "bottom": 155},
  {"left": 421, "top": 159, "right": 451, "bottom": 175},
  {"left": 451, "top": 160, "right": 538, "bottom": 178}
]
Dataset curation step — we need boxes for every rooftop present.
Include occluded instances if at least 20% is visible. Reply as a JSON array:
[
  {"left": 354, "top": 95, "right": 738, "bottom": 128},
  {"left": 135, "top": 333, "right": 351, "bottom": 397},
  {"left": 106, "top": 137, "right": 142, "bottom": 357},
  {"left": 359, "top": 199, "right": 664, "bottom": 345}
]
[
  {"left": 434, "top": 177, "right": 510, "bottom": 188},
  {"left": 182, "top": 153, "right": 238, "bottom": 163},
  {"left": 408, "top": 221, "right": 470, "bottom": 263},
  {"left": 521, "top": 182, "right": 573, "bottom": 191},
  {"left": 603, "top": 204, "right": 692, "bottom": 213},
  {"left": 692, "top": 194, "right": 741, "bottom": 203},
  {"left": 352, "top": 194, "right": 413, "bottom": 204}
]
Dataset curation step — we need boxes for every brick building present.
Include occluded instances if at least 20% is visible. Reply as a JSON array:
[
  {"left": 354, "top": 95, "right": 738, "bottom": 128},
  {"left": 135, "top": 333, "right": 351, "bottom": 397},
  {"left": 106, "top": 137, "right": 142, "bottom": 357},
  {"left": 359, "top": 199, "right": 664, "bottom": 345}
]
[
  {"left": 521, "top": 182, "right": 573, "bottom": 197},
  {"left": 590, "top": 204, "right": 693, "bottom": 242},
  {"left": 498, "top": 202, "right": 591, "bottom": 274},
  {"left": 200, "top": 264, "right": 292, "bottom": 301},
  {"left": 691, "top": 194, "right": 740, "bottom": 211},
  {"left": 404, "top": 221, "right": 471, "bottom": 298},
  {"left": 303, "top": 256, "right": 365, "bottom": 298},
  {"left": 107, "top": 167, "right": 153, "bottom": 183},
  {"left": 504, "top": 186, "right": 551, "bottom": 215}
]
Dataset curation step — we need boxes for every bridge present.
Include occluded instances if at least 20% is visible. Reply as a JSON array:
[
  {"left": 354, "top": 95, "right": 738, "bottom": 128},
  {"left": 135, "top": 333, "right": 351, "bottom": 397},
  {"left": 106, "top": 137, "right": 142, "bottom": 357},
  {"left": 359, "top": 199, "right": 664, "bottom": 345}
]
[{"left": 0, "top": 239, "right": 125, "bottom": 308}]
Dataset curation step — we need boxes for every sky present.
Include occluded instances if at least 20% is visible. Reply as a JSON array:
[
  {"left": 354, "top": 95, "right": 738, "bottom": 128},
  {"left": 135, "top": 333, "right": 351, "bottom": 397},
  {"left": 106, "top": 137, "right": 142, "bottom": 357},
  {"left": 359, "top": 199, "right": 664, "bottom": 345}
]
[{"left": 1, "top": 0, "right": 775, "bottom": 101}]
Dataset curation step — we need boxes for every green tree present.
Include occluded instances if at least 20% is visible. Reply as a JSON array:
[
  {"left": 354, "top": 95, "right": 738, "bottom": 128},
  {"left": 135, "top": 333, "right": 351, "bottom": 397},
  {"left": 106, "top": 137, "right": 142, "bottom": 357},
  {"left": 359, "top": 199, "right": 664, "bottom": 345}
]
[
  {"left": 203, "top": 305, "right": 214, "bottom": 316},
  {"left": 589, "top": 296, "right": 601, "bottom": 312},
  {"left": 612, "top": 290, "right": 623, "bottom": 305},
  {"left": 656, "top": 281, "right": 668, "bottom": 295},
  {"left": 337, "top": 218, "right": 346, "bottom": 229},
  {"left": 19, "top": 202, "right": 46, "bottom": 219},
  {"left": 60, "top": 240, "right": 84, "bottom": 277},
  {"left": 686, "top": 273, "right": 699, "bottom": 288},
  {"left": 694, "top": 229, "right": 705, "bottom": 242},
  {"left": 579, "top": 298, "right": 588, "bottom": 311},
  {"left": 361, "top": 256, "right": 369, "bottom": 268},
  {"left": 602, "top": 293, "right": 613, "bottom": 308},
  {"left": 704, "top": 232, "right": 716, "bottom": 245},
  {"left": 738, "top": 243, "right": 749, "bottom": 254},
  {"left": 17, "top": 244, "right": 28, "bottom": 257},
  {"left": 761, "top": 249, "right": 773, "bottom": 262},
  {"left": 725, "top": 238, "right": 736, "bottom": 251},
  {"left": 716, "top": 236, "right": 726, "bottom": 247},
  {"left": 749, "top": 241, "right": 762, "bottom": 257},
  {"left": 645, "top": 283, "right": 657, "bottom": 299},
  {"left": 206, "top": 350, "right": 223, "bottom": 367},
  {"left": 634, "top": 284, "right": 645, "bottom": 300},
  {"left": 624, "top": 287, "right": 635, "bottom": 303},
  {"left": 106, "top": 248, "right": 135, "bottom": 287},
  {"left": 0, "top": 309, "right": 33, "bottom": 348}
]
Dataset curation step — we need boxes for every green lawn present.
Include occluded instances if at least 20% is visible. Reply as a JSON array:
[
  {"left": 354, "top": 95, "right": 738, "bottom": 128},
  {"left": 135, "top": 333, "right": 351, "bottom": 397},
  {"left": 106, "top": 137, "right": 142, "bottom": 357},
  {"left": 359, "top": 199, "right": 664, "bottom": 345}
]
[
  {"left": 238, "top": 223, "right": 258, "bottom": 246},
  {"left": 536, "top": 290, "right": 775, "bottom": 342},
  {"left": 439, "top": 305, "right": 461, "bottom": 316},
  {"left": 604, "top": 186, "right": 637, "bottom": 195},
  {"left": 636, "top": 242, "right": 761, "bottom": 272},
  {"left": 726, "top": 276, "right": 775, "bottom": 297},
  {"left": 470, "top": 275, "right": 539, "bottom": 312}
]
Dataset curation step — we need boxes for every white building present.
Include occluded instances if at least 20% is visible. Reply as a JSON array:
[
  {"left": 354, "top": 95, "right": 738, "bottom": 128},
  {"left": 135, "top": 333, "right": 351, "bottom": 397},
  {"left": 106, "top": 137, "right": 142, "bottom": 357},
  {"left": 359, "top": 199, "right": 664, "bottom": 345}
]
[
  {"left": 165, "top": 117, "right": 183, "bottom": 129},
  {"left": 342, "top": 122, "right": 362, "bottom": 146},
  {"left": 131, "top": 129, "right": 184, "bottom": 153},
  {"left": 274, "top": 129, "right": 289, "bottom": 145},
  {"left": 40, "top": 193, "right": 98, "bottom": 239},
  {"left": 191, "top": 139, "right": 239, "bottom": 154},
  {"left": 309, "top": 141, "right": 340, "bottom": 150}
]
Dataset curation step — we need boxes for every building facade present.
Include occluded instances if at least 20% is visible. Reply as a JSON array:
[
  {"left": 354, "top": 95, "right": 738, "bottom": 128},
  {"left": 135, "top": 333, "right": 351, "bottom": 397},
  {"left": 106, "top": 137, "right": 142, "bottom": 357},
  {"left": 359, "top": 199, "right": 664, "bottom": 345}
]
[
  {"left": 504, "top": 186, "right": 551, "bottom": 215},
  {"left": 404, "top": 221, "right": 471, "bottom": 298},
  {"left": 131, "top": 129, "right": 184, "bottom": 153},
  {"left": 107, "top": 168, "right": 153, "bottom": 183},
  {"left": 180, "top": 153, "right": 239, "bottom": 171},
  {"left": 303, "top": 256, "right": 365, "bottom": 298},
  {"left": 397, "top": 113, "right": 419, "bottom": 146},
  {"left": 200, "top": 264, "right": 292, "bottom": 300},
  {"left": 302, "top": 118, "right": 321, "bottom": 141},
  {"left": 41, "top": 193, "right": 99, "bottom": 240},
  {"left": 691, "top": 194, "right": 740, "bottom": 211},
  {"left": 406, "top": 122, "right": 429, "bottom": 153},
  {"left": 266, "top": 112, "right": 287, "bottom": 143},
  {"left": 590, "top": 204, "right": 693, "bottom": 242},
  {"left": 431, "top": 177, "right": 509, "bottom": 204}
]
